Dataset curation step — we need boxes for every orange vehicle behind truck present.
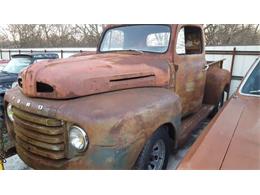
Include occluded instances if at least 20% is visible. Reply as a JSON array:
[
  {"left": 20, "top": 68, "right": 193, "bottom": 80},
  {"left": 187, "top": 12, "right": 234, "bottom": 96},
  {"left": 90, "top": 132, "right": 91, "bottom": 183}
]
[
  {"left": 178, "top": 57, "right": 260, "bottom": 170},
  {"left": 3, "top": 24, "right": 230, "bottom": 169}
]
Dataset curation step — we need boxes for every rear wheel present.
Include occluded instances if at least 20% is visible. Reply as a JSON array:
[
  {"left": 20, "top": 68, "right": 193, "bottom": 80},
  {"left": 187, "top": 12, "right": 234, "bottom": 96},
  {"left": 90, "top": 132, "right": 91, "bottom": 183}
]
[
  {"left": 134, "top": 126, "right": 170, "bottom": 170},
  {"left": 209, "top": 91, "right": 225, "bottom": 118}
]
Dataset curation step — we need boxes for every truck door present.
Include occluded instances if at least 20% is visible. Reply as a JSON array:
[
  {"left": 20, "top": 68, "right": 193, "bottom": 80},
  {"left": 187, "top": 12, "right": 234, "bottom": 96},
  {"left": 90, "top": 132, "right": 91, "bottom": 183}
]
[{"left": 173, "top": 25, "right": 207, "bottom": 116}]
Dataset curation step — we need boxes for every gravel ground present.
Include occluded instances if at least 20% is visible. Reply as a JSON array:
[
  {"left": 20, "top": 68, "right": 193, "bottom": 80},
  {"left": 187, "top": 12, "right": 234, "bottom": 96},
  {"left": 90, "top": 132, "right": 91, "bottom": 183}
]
[
  {"left": 167, "top": 119, "right": 209, "bottom": 169},
  {"left": 3, "top": 119, "right": 209, "bottom": 170}
]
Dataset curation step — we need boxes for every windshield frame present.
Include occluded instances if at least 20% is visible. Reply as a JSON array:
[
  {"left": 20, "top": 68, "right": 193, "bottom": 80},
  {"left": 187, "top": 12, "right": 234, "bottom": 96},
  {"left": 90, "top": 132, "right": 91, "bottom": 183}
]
[
  {"left": 97, "top": 24, "right": 172, "bottom": 54},
  {"left": 239, "top": 57, "right": 260, "bottom": 98}
]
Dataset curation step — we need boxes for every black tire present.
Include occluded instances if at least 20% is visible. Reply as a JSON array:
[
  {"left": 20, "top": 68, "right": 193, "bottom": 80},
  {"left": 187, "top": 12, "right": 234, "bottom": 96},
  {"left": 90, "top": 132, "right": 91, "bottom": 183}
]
[
  {"left": 134, "top": 126, "right": 170, "bottom": 170},
  {"left": 209, "top": 104, "right": 219, "bottom": 118},
  {"left": 209, "top": 91, "right": 225, "bottom": 118}
]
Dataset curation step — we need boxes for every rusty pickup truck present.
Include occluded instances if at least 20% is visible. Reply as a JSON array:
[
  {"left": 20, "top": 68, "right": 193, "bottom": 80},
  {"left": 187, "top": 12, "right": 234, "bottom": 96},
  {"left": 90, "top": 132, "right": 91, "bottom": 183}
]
[{"left": 3, "top": 24, "right": 230, "bottom": 169}]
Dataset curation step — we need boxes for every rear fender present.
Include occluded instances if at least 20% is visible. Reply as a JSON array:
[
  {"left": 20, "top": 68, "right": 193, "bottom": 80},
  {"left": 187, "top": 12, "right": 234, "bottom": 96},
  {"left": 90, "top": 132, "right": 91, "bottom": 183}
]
[{"left": 203, "top": 68, "right": 231, "bottom": 105}]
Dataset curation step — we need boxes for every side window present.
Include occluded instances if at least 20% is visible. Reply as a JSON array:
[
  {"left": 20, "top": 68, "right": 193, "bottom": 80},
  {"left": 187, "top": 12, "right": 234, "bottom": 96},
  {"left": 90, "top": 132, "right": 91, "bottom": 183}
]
[{"left": 176, "top": 26, "right": 203, "bottom": 55}]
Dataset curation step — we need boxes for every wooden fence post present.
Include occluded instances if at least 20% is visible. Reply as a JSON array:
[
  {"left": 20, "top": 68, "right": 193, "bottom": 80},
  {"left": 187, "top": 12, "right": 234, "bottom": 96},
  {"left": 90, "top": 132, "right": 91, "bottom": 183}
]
[{"left": 226, "top": 47, "right": 237, "bottom": 98}]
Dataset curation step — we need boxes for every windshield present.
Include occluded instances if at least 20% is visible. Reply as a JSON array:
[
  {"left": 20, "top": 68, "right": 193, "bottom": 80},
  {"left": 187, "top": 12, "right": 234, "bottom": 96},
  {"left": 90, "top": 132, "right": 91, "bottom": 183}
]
[
  {"left": 2, "top": 57, "right": 32, "bottom": 74},
  {"left": 241, "top": 61, "right": 260, "bottom": 96},
  {"left": 100, "top": 25, "right": 171, "bottom": 53}
]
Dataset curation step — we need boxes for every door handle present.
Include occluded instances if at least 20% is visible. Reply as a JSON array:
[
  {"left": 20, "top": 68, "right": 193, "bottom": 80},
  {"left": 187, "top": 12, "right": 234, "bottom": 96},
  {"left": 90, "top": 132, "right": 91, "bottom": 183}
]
[{"left": 203, "top": 64, "right": 209, "bottom": 71}]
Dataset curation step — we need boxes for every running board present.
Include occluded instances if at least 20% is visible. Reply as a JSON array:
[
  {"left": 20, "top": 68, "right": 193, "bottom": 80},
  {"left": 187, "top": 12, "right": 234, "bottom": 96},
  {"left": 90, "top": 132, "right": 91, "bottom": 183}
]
[{"left": 178, "top": 104, "right": 214, "bottom": 146}]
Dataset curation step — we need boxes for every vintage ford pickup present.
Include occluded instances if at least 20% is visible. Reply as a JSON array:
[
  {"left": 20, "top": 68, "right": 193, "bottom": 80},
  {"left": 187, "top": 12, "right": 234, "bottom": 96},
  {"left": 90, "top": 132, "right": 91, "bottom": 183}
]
[
  {"left": 178, "top": 57, "right": 260, "bottom": 170},
  {"left": 3, "top": 24, "right": 230, "bottom": 169}
]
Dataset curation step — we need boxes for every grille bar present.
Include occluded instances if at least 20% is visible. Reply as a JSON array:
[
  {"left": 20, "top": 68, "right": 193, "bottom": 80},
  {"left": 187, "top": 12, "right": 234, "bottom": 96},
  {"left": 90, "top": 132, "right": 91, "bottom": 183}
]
[
  {"left": 13, "top": 107, "right": 62, "bottom": 127},
  {"left": 14, "top": 116, "right": 64, "bottom": 144},
  {"left": 15, "top": 129, "right": 64, "bottom": 151},
  {"left": 16, "top": 137, "right": 65, "bottom": 160},
  {"left": 14, "top": 115, "right": 64, "bottom": 135},
  {"left": 16, "top": 146, "right": 65, "bottom": 169}
]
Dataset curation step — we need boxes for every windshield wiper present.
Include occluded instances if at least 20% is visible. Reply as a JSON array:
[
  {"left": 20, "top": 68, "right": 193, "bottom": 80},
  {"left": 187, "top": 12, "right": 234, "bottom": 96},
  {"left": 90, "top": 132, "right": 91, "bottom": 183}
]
[{"left": 249, "top": 89, "right": 260, "bottom": 94}]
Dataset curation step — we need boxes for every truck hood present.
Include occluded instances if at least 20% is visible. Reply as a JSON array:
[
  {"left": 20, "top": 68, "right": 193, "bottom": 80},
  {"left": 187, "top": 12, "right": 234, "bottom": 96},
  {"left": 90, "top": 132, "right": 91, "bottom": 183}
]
[{"left": 19, "top": 53, "right": 170, "bottom": 99}]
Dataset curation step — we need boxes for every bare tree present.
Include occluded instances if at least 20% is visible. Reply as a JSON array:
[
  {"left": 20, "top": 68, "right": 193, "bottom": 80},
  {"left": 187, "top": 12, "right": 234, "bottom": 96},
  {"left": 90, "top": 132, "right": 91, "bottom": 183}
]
[
  {"left": 7, "top": 24, "right": 43, "bottom": 47},
  {"left": 75, "top": 24, "right": 102, "bottom": 47},
  {"left": 0, "top": 26, "right": 11, "bottom": 48},
  {"left": 1, "top": 24, "right": 103, "bottom": 48},
  {"left": 204, "top": 24, "right": 260, "bottom": 45},
  {"left": 0, "top": 24, "right": 259, "bottom": 48}
]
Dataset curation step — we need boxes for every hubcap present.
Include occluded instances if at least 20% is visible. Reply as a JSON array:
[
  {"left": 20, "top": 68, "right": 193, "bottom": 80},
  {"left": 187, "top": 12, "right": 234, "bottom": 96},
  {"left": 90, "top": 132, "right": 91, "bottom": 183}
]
[{"left": 147, "top": 139, "right": 166, "bottom": 170}]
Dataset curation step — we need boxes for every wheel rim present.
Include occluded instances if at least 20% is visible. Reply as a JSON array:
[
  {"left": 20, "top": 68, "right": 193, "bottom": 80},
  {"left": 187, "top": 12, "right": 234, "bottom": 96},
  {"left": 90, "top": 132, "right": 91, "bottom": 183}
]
[{"left": 147, "top": 139, "right": 166, "bottom": 170}]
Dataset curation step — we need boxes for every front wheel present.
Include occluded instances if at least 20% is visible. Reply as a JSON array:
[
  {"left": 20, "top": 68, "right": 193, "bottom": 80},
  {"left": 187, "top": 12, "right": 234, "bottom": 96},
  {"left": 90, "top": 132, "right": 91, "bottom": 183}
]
[{"left": 134, "top": 126, "right": 170, "bottom": 170}]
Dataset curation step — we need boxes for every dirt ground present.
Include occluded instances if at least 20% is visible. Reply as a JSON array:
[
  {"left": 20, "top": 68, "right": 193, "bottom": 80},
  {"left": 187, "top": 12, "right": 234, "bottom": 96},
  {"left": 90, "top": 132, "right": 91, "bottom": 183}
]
[{"left": 3, "top": 119, "right": 209, "bottom": 170}]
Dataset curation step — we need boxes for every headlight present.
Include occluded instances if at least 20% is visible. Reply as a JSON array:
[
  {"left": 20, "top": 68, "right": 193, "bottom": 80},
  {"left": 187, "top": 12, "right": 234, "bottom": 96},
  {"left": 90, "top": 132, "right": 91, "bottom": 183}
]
[
  {"left": 12, "top": 81, "right": 18, "bottom": 88},
  {"left": 69, "top": 126, "right": 88, "bottom": 152},
  {"left": 7, "top": 103, "right": 14, "bottom": 122}
]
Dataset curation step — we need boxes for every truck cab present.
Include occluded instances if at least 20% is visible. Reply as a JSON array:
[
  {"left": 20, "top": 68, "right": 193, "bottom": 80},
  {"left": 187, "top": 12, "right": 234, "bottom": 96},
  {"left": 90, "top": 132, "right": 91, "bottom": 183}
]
[{"left": 3, "top": 24, "right": 230, "bottom": 169}]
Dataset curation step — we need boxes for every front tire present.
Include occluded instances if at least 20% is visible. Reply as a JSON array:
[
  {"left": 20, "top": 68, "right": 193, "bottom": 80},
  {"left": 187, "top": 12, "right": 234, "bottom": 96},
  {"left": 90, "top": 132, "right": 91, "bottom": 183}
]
[{"left": 134, "top": 126, "right": 170, "bottom": 170}]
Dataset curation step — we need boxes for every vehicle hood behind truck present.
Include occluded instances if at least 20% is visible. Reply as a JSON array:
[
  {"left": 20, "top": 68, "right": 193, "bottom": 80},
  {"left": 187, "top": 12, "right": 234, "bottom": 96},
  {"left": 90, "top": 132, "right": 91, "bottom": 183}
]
[
  {"left": 178, "top": 95, "right": 260, "bottom": 169},
  {"left": 0, "top": 71, "right": 18, "bottom": 94},
  {"left": 0, "top": 71, "right": 17, "bottom": 83},
  {"left": 19, "top": 53, "right": 170, "bottom": 99}
]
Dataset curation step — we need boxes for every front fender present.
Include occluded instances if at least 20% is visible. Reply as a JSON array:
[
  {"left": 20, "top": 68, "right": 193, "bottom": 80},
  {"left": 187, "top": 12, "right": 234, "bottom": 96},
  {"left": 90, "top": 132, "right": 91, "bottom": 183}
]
[
  {"left": 57, "top": 87, "right": 182, "bottom": 168},
  {"left": 57, "top": 88, "right": 181, "bottom": 146}
]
